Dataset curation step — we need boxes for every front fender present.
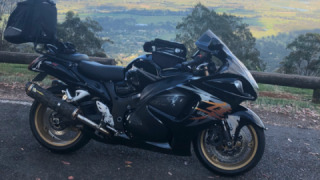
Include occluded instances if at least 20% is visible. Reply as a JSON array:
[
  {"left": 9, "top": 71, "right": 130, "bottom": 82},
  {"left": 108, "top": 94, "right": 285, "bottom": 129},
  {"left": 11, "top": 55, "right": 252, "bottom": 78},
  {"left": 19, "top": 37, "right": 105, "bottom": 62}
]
[{"left": 231, "top": 106, "right": 265, "bottom": 129}]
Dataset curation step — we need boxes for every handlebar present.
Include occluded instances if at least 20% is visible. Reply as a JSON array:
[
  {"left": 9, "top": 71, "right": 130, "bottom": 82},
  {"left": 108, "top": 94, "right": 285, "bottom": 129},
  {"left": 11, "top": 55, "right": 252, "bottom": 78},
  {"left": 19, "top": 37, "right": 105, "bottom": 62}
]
[
  {"left": 177, "top": 52, "right": 210, "bottom": 71},
  {"left": 182, "top": 54, "right": 207, "bottom": 67}
]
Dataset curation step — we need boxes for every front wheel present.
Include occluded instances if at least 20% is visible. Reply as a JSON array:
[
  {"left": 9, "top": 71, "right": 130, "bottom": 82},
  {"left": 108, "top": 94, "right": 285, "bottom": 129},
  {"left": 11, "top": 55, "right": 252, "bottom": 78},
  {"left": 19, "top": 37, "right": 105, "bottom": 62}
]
[{"left": 194, "top": 123, "right": 265, "bottom": 176}]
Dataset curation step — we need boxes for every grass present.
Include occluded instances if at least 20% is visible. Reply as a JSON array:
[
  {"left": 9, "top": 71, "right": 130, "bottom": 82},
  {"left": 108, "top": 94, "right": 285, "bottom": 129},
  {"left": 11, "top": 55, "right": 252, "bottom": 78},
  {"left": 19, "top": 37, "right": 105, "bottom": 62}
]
[
  {"left": 253, "top": 83, "right": 319, "bottom": 112},
  {"left": 0, "top": 63, "right": 52, "bottom": 85},
  {"left": 0, "top": 63, "right": 35, "bottom": 83},
  {"left": 255, "top": 97, "right": 317, "bottom": 109},
  {"left": 251, "top": 96, "right": 320, "bottom": 115},
  {"left": 259, "top": 84, "right": 313, "bottom": 97}
]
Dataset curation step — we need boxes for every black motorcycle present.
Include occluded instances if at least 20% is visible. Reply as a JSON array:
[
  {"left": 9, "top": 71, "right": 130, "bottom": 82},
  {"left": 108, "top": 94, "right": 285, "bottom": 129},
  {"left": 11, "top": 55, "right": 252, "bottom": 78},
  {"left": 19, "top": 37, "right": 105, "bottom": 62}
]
[{"left": 25, "top": 30, "right": 265, "bottom": 176}]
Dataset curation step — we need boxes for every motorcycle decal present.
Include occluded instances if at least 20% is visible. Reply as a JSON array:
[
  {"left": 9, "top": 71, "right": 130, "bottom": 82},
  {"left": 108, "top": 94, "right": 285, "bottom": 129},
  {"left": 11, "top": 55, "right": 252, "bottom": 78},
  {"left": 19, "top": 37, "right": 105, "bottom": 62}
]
[{"left": 191, "top": 101, "right": 231, "bottom": 120}]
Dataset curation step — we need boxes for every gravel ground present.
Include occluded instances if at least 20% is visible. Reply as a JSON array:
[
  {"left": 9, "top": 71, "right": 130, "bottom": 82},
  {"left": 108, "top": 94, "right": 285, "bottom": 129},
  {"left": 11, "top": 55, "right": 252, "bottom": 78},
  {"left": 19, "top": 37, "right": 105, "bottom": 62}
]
[{"left": 0, "top": 101, "right": 319, "bottom": 180}]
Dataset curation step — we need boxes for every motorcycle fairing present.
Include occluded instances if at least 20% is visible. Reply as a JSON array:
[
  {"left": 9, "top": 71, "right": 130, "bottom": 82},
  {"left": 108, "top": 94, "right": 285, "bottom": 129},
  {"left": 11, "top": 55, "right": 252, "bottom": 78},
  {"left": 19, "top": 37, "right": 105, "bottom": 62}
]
[
  {"left": 190, "top": 73, "right": 257, "bottom": 106},
  {"left": 124, "top": 74, "right": 196, "bottom": 141},
  {"left": 40, "top": 60, "right": 80, "bottom": 83},
  {"left": 124, "top": 77, "right": 234, "bottom": 155},
  {"left": 123, "top": 70, "right": 264, "bottom": 155},
  {"left": 139, "top": 73, "right": 193, "bottom": 102},
  {"left": 31, "top": 56, "right": 112, "bottom": 102}
]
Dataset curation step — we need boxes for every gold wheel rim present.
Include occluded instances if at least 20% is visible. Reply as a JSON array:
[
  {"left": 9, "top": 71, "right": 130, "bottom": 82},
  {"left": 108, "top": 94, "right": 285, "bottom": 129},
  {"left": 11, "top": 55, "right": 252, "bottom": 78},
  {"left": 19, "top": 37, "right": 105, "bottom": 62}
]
[
  {"left": 200, "top": 125, "right": 258, "bottom": 171},
  {"left": 34, "top": 103, "right": 82, "bottom": 147}
]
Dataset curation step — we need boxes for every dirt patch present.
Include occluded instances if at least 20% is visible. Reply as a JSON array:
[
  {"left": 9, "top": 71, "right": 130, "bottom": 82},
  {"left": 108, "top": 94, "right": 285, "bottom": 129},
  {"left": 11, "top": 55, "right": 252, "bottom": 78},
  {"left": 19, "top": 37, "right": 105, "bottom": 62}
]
[
  {"left": 0, "top": 82, "right": 32, "bottom": 101},
  {"left": 259, "top": 91, "right": 301, "bottom": 100},
  {"left": 246, "top": 103, "right": 320, "bottom": 130}
]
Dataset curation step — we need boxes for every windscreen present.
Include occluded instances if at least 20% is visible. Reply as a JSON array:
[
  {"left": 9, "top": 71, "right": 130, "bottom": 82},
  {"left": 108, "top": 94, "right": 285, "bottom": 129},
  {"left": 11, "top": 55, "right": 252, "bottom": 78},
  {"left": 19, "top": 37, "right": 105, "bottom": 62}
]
[{"left": 195, "top": 30, "right": 259, "bottom": 90}]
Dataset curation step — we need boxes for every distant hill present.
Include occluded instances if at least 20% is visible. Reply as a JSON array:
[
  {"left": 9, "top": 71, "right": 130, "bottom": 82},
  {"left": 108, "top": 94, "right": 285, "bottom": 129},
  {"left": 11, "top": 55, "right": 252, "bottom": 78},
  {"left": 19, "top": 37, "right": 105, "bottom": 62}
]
[
  {"left": 55, "top": 0, "right": 320, "bottom": 38},
  {"left": 53, "top": 0, "right": 320, "bottom": 68}
]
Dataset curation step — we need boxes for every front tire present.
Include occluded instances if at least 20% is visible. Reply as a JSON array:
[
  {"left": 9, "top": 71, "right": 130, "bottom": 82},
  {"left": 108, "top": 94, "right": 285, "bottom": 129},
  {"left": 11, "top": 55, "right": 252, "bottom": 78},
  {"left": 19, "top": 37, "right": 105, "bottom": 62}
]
[
  {"left": 29, "top": 86, "right": 90, "bottom": 153},
  {"left": 194, "top": 123, "right": 265, "bottom": 176}
]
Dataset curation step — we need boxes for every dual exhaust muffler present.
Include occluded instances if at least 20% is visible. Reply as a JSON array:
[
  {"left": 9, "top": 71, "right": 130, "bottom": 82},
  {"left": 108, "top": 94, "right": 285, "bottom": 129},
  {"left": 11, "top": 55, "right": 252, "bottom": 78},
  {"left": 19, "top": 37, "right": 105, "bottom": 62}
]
[{"left": 25, "top": 82, "right": 110, "bottom": 135}]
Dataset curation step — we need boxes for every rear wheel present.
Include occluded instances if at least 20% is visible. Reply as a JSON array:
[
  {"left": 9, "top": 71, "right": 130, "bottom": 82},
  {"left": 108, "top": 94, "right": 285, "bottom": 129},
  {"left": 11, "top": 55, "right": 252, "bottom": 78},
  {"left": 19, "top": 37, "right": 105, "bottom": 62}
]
[
  {"left": 29, "top": 86, "right": 90, "bottom": 153},
  {"left": 194, "top": 122, "right": 265, "bottom": 176}
]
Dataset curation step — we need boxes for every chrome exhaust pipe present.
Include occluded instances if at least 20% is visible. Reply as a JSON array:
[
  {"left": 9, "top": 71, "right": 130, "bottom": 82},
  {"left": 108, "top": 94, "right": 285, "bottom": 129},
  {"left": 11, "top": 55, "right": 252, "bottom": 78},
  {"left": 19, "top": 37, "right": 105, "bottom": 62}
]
[
  {"left": 76, "top": 115, "right": 110, "bottom": 135},
  {"left": 25, "top": 82, "right": 110, "bottom": 136}
]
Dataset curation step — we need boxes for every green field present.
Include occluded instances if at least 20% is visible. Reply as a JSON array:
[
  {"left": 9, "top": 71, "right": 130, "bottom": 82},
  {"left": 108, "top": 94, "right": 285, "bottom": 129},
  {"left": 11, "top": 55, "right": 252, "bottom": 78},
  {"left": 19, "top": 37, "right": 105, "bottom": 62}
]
[
  {"left": 56, "top": 0, "right": 320, "bottom": 38},
  {"left": 0, "top": 63, "right": 52, "bottom": 85},
  {"left": 257, "top": 84, "right": 317, "bottom": 111},
  {"left": 98, "top": 13, "right": 183, "bottom": 25},
  {"left": 259, "top": 84, "right": 313, "bottom": 97},
  {"left": 0, "top": 64, "right": 35, "bottom": 83}
]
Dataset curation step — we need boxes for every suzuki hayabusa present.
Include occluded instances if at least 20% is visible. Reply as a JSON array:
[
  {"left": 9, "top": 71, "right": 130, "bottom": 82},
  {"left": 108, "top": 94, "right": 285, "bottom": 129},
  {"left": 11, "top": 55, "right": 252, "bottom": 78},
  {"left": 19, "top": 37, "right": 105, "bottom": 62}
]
[{"left": 26, "top": 30, "right": 265, "bottom": 176}]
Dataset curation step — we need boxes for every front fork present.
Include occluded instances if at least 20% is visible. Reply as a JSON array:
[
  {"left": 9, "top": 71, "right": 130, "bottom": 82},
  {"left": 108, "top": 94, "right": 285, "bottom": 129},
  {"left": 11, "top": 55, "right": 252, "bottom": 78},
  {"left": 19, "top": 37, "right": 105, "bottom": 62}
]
[
  {"left": 222, "top": 117, "right": 256, "bottom": 147},
  {"left": 221, "top": 120, "right": 234, "bottom": 148}
]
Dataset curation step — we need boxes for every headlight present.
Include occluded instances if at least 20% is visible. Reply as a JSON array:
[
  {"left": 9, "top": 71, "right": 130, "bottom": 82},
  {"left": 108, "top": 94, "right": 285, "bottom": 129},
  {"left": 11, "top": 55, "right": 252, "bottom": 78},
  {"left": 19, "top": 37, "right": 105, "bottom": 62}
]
[{"left": 234, "top": 80, "right": 244, "bottom": 94}]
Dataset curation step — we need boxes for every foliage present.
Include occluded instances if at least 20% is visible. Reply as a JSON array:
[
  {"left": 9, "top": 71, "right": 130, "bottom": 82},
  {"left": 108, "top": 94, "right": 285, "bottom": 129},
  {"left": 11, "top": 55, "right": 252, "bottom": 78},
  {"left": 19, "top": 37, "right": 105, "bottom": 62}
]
[
  {"left": 256, "top": 29, "right": 320, "bottom": 72},
  {"left": 95, "top": 11, "right": 178, "bottom": 62},
  {"left": 176, "top": 3, "right": 265, "bottom": 71},
  {"left": 0, "top": 0, "right": 20, "bottom": 15},
  {"left": 57, "top": 11, "right": 110, "bottom": 57},
  {"left": 280, "top": 33, "right": 320, "bottom": 76}
]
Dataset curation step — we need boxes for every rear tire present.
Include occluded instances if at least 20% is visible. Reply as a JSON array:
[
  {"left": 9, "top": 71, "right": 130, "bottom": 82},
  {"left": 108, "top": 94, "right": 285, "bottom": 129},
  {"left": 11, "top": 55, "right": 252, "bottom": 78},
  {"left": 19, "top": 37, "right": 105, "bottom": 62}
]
[
  {"left": 194, "top": 123, "right": 265, "bottom": 176},
  {"left": 29, "top": 86, "right": 90, "bottom": 153}
]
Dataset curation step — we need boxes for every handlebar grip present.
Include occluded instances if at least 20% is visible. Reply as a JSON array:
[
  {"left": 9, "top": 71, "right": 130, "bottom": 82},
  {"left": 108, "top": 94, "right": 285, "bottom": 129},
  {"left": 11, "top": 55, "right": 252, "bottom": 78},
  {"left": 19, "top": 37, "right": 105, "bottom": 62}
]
[{"left": 182, "top": 54, "right": 206, "bottom": 67}]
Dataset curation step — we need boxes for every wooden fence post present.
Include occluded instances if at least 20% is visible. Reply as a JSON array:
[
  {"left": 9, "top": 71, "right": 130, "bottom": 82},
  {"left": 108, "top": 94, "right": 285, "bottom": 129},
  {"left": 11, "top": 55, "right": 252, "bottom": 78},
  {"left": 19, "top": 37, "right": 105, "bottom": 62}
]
[{"left": 312, "top": 89, "right": 320, "bottom": 104}]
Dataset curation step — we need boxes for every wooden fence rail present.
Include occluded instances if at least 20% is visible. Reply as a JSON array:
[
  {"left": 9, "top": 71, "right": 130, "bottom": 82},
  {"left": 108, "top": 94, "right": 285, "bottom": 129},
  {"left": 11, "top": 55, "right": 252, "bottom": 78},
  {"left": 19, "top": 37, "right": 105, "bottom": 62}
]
[
  {"left": 251, "top": 71, "right": 320, "bottom": 103},
  {"left": 1, "top": 51, "right": 320, "bottom": 103}
]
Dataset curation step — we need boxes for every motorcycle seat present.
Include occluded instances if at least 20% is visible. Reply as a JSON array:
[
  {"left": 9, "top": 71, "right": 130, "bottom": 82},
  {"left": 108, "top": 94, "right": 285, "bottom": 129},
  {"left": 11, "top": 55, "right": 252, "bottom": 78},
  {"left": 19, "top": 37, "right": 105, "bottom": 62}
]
[
  {"left": 57, "top": 53, "right": 89, "bottom": 62},
  {"left": 78, "top": 61, "right": 125, "bottom": 81}
]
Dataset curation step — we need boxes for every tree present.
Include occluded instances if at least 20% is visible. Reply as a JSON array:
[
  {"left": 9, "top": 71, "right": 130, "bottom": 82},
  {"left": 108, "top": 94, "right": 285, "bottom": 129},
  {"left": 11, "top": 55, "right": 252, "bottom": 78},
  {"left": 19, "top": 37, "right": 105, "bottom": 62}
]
[
  {"left": 176, "top": 3, "right": 264, "bottom": 71},
  {"left": 57, "top": 11, "right": 111, "bottom": 57},
  {"left": 280, "top": 33, "right": 320, "bottom": 76}
]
